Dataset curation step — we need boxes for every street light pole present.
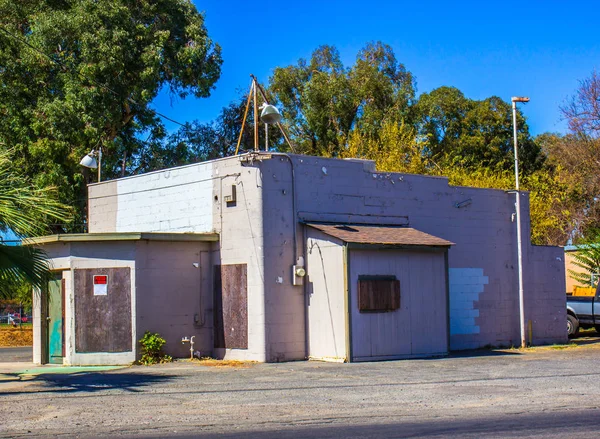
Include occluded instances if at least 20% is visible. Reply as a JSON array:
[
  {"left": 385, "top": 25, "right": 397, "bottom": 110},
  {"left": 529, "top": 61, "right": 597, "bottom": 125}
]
[
  {"left": 97, "top": 147, "right": 102, "bottom": 182},
  {"left": 511, "top": 96, "right": 529, "bottom": 348}
]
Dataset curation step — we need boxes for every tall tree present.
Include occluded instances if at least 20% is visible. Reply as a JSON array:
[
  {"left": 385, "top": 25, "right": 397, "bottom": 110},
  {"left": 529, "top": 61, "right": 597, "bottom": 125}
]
[
  {"left": 350, "top": 42, "right": 415, "bottom": 137},
  {"left": 561, "top": 70, "right": 600, "bottom": 138},
  {"left": 416, "top": 86, "right": 469, "bottom": 158},
  {"left": 0, "top": 0, "right": 222, "bottom": 229},
  {"left": 268, "top": 42, "right": 415, "bottom": 157},
  {"left": 416, "top": 88, "right": 543, "bottom": 174},
  {"left": 541, "top": 70, "right": 600, "bottom": 241}
]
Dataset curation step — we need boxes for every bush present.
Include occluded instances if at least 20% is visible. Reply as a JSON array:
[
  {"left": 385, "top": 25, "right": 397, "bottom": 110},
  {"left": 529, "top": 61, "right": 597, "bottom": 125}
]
[{"left": 138, "top": 331, "right": 172, "bottom": 365}]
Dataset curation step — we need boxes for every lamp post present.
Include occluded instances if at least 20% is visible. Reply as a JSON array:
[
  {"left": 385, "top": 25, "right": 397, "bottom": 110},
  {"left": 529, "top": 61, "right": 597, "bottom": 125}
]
[
  {"left": 79, "top": 147, "right": 102, "bottom": 182},
  {"left": 260, "top": 103, "right": 282, "bottom": 152},
  {"left": 511, "top": 96, "right": 529, "bottom": 348}
]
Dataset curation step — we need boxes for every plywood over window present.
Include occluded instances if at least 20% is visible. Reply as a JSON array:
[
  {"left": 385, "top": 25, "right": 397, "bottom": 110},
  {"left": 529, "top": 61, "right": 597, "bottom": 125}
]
[
  {"left": 214, "top": 264, "right": 248, "bottom": 349},
  {"left": 74, "top": 267, "right": 132, "bottom": 353},
  {"left": 358, "top": 275, "right": 400, "bottom": 312}
]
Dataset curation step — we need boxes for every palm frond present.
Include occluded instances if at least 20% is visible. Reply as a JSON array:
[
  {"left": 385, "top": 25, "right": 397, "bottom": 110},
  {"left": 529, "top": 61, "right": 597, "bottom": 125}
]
[
  {"left": 0, "top": 149, "right": 72, "bottom": 237},
  {"left": 0, "top": 244, "right": 51, "bottom": 291},
  {"left": 569, "top": 241, "right": 600, "bottom": 286}
]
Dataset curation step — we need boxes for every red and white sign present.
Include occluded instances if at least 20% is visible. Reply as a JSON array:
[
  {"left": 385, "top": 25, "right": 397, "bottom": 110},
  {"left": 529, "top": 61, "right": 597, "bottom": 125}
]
[{"left": 93, "top": 275, "right": 108, "bottom": 296}]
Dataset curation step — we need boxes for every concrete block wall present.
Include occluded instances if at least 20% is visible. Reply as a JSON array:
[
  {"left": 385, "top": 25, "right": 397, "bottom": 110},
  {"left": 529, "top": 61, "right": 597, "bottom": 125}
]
[
  {"left": 252, "top": 154, "right": 565, "bottom": 352},
  {"left": 212, "top": 159, "right": 268, "bottom": 362},
  {"left": 525, "top": 245, "right": 567, "bottom": 345},
  {"left": 88, "top": 161, "right": 218, "bottom": 233},
  {"left": 260, "top": 156, "right": 305, "bottom": 361},
  {"left": 82, "top": 152, "right": 566, "bottom": 361},
  {"left": 135, "top": 240, "right": 214, "bottom": 359},
  {"left": 88, "top": 157, "right": 272, "bottom": 362}
]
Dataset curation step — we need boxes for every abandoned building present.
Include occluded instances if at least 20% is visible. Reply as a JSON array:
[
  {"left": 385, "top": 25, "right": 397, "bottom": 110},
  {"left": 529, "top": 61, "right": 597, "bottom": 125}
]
[{"left": 30, "top": 152, "right": 567, "bottom": 365}]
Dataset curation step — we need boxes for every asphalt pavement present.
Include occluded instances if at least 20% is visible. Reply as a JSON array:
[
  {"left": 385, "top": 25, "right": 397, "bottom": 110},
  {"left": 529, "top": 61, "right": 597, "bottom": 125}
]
[
  {"left": 2, "top": 342, "right": 600, "bottom": 438},
  {"left": 0, "top": 346, "right": 32, "bottom": 362}
]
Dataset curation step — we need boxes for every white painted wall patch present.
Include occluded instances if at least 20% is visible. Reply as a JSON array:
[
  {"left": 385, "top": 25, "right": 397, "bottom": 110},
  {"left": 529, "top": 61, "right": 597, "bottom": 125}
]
[{"left": 448, "top": 268, "right": 488, "bottom": 335}]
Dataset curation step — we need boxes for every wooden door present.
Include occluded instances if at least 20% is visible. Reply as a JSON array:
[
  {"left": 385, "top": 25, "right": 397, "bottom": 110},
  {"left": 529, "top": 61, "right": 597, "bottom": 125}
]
[
  {"left": 349, "top": 249, "right": 448, "bottom": 361},
  {"left": 47, "top": 275, "right": 64, "bottom": 364}
]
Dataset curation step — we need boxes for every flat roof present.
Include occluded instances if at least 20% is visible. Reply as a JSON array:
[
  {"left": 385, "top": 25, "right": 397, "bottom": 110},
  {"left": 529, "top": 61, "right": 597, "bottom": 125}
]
[
  {"left": 306, "top": 223, "right": 454, "bottom": 247},
  {"left": 24, "top": 232, "right": 219, "bottom": 245}
]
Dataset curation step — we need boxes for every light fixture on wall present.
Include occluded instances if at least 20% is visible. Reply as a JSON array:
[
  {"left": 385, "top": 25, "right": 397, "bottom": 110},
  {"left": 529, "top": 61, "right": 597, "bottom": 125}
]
[
  {"left": 511, "top": 96, "right": 530, "bottom": 349},
  {"left": 79, "top": 147, "right": 102, "bottom": 182}
]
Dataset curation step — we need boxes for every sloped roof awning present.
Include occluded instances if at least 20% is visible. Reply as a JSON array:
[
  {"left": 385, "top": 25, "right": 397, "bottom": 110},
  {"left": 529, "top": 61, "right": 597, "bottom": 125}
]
[{"left": 306, "top": 223, "right": 454, "bottom": 248}]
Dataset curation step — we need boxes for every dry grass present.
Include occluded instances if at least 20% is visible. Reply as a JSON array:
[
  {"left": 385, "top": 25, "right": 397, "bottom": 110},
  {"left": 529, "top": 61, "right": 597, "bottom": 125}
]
[
  {"left": 0, "top": 327, "right": 33, "bottom": 347},
  {"left": 191, "top": 357, "right": 256, "bottom": 368}
]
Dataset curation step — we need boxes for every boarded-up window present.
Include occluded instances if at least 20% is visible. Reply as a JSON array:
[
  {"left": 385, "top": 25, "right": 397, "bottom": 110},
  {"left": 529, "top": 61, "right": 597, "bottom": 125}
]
[
  {"left": 358, "top": 275, "right": 400, "bottom": 312},
  {"left": 74, "top": 268, "right": 132, "bottom": 353},
  {"left": 214, "top": 264, "right": 248, "bottom": 349}
]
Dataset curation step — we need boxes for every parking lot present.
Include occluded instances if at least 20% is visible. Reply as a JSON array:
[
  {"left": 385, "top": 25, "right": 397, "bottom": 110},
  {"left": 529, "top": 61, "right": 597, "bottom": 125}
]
[{"left": 2, "top": 339, "right": 600, "bottom": 438}]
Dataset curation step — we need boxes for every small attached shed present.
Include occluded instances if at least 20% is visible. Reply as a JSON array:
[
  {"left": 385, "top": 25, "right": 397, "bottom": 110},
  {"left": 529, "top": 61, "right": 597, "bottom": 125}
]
[
  {"left": 28, "top": 232, "right": 218, "bottom": 366},
  {"left": 305, "top": 224, "right": 453, "bottom": 362}
]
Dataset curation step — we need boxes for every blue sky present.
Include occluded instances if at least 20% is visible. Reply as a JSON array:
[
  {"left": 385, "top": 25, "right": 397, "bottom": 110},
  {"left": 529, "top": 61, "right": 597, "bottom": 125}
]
[{"left": 152, "top": 1, "right": 599, "bottom": 136}]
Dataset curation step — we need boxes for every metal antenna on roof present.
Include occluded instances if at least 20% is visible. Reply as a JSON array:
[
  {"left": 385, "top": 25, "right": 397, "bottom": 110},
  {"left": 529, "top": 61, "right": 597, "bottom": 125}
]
[{"left": 234, "top": 75, "right": 296, "bottom": 155}]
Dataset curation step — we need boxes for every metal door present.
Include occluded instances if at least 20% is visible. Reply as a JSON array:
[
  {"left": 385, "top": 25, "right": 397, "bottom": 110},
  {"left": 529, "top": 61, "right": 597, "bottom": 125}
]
[{"left": 47, "top": 275, "right": 64, "bottom": 364}]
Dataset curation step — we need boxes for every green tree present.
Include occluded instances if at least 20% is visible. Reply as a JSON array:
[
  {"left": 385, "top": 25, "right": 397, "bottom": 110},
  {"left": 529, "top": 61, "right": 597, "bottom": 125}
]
[
  {"left": 350, "top": 42, "right": 415, "bottom": 137},
  {"left": 416, "top": 88, "right": 543, "bottom": 174},
  {"left": 269, "top": 45, "right": 354, "bottom": 156},
  {"left": 340, "top": 120, "right": 432, "bottom": 175},
  {"left": 0, "top": 0, "right": 222, "bottom": 229},
  {"left": 268, "top": 42, "right": 415, "bottom": 157},
  {"left": 0, "top": 149, "right": 71, "bottom": 293},
  {"left": 416, "top": 86, "right": 469, "bottom": 158}
]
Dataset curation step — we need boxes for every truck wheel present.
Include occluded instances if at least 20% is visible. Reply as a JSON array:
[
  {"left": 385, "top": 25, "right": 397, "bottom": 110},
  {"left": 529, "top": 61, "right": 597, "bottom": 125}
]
[{"left": 567, "top": 314, "right": 579, "bottom": 337}]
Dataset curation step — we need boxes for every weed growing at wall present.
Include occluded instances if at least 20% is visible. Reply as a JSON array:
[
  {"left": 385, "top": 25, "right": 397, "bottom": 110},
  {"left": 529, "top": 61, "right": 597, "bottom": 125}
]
[{"left": 137, "top": 331, "right": 172, "bottom": 365}]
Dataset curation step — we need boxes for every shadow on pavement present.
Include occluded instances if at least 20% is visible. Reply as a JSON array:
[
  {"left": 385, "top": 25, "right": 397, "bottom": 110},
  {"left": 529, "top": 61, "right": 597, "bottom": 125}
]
[
  {"left": 1, "top": 371, "right": 179, "bottom": 395},
  {"left": 446, "top": 348, "right": 521, "bottom": 359},
  {"left": 569, "top": 328, "right": 600, "bottom": 345},
  {"left": 156, "top": 408, "right": 600, "bottom": 439}
]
